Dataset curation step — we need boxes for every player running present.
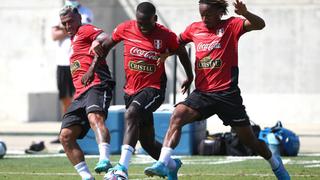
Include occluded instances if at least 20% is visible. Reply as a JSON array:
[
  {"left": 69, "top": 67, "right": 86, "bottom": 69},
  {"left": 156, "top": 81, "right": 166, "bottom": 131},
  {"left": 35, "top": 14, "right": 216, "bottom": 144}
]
[
  {"left": 144, "top": 0, "right": 290, "bottom": 180},
  {"left": 59, "top": 6, "right": 115, "bottom": 180},
  {"left": 91, "top": 2, "right": 193, "bottom": 179}
]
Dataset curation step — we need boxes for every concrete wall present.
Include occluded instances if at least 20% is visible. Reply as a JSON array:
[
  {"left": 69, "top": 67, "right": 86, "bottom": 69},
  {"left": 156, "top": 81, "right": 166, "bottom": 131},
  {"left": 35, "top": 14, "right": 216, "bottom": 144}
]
[
  {"left": 0, "top": 0, "right": 63, "bottom": 121},
  {"left": 0, "top": 0, "right": 319, "bottom": 134}
]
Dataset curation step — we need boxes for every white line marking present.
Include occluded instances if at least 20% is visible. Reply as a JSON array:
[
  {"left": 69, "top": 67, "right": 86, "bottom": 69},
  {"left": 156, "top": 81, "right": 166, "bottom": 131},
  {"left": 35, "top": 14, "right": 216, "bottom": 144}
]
[
  {"left": 0, "top": 172, "right": 77, "bottom": 176},
  {"left": 5, "top": 154, "right": 67, "bottom": 158},
  {"left": 305, "top": 164, "right": 320, "bottom": 168},
  {"left": 289, "top": 160, "right": 320, "bottom": 164},
  {"left": 299, "top": 153, "right": 320, "bottom": 156},
  {"left": 182, "top": 158, "right": 246, "bottom": 165}
]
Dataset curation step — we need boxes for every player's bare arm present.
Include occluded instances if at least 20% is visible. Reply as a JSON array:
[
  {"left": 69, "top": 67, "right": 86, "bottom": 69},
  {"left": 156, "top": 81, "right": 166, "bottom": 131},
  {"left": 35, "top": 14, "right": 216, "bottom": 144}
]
[
  {"left": 156, "top": 51, "right": 172, "bottom": 66},
  {"left": 88, "top": 32, "right": 108, "bottom": 56},
  {"left": 51, "top": 24, "right": 68, "bottom": 41},
  {"left": 81, "top": 56, "right": 98, "bottom": 86},
  {"left": 233, "top": 0, "right": 265, "bottom": 31},
  {"left": 175, "top": 45, "right": 194, "bottom": 94},
  {"left": 154, "top": 45, "right": 193, "bottom": 93},
  {"left": 90, "top": 36, "right": 117, "bottom": 58},
  {"left": 82, "top": 32, "right": 112, "bottom": 86}
]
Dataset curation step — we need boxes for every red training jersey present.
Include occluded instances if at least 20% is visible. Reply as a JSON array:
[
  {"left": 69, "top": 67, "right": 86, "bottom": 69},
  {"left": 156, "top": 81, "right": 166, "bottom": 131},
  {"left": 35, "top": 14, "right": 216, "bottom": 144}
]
[
  {"left": 180, "top": 17, "right": 246, "bottom": 92},
  {"left": 112, "top": 20, "right": 179, "bottom": 95},
  {"left": 70, "top": 24, "right": 114, "bottom": 99}
]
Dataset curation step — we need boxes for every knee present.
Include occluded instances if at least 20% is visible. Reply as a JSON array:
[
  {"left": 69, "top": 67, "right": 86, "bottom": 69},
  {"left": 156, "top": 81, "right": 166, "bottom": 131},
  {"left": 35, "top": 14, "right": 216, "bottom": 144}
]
[
  {"left": 88, "top": 112, "right": 105, "bottom": 126},
  {"left": 59, "top": 129, "right": 75, "bottom": 146},
  {"left": 170, "top": 113, "right": 184, "bottom": 129}
]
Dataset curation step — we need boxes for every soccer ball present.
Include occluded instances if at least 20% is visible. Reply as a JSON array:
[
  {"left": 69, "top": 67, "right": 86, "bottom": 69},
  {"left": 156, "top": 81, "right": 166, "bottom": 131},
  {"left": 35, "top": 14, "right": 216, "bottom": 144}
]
[
  {"left": 0, "top": 141, "right": 7, "bottom": 159},
  {"left": 104, "top": 170, "right": 128, "bottom": 180}
]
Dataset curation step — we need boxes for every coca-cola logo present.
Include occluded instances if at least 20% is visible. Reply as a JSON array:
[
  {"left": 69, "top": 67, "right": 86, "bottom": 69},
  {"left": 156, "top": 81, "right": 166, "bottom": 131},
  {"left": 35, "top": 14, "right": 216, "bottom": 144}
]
[
  {"left": 196, "top": 41, "right": 221, "bottom": 52},
  {"left": 129, "top": 47, "right": 160, "bottom": 60}
]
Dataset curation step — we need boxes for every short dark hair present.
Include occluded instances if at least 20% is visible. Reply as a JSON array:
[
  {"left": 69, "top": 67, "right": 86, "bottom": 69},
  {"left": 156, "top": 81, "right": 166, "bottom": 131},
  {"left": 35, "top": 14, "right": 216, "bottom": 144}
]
[
  {"left": 59, "top": 5, "right": 79, "bottom": 16},
  {"left": 199, "top": 0, "right": 228, "bottom": 15},
  {"left": 136, "top": 2, "right": 156, "bottom": 16}
]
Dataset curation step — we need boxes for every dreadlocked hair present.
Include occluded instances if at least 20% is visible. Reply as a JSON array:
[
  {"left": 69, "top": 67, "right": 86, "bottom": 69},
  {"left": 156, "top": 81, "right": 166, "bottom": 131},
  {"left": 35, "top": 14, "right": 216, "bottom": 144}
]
[{"left": 199, "top": 0, "right": 228, "bottom": 15}]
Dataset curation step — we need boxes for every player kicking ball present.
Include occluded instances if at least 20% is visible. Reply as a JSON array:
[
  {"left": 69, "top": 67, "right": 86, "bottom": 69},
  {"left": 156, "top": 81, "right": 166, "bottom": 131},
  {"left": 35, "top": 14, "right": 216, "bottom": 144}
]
[
  {"left": 144, "top": 0, "right": 290, "bottom": 180},
  {"left": 91, "top": 2, "right": 193, "bottom": 180},
  {"left": 59, "top": 6, "right": 115, "bottom": 180}
]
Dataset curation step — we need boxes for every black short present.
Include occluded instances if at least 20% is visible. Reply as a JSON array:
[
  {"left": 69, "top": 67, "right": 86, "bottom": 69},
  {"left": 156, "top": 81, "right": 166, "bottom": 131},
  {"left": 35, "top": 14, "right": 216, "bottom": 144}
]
[
  {"left": 57, "top": 66, "right": 75, "bottom": 99},
  {"left": 60, "top": 85, "right": 113, "bottom": 139},
  {"left": 124, "top": 87, "right": 165, "bottom": 126},
  {"left": 179, "top": 87, "right": 250, "bottom": 127}
]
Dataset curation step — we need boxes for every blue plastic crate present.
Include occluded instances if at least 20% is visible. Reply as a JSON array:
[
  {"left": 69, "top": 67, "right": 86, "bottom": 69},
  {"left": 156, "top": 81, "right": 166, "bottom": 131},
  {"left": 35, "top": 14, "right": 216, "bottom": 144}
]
[
  {"left": 153, "top": 109, "right": 207, "bottom": 155},
  {"left": 77, "top": 106, "right": 125, "bottom": 155}
]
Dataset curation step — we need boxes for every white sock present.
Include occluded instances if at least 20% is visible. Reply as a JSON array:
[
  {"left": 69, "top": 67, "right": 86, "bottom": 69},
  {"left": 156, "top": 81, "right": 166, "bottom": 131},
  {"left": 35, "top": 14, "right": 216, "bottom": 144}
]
[
  {"left": 98, "top": 142, "right": 110, "bottom": 161},
  {"left": 74, "top": 161, "right": 93, "bottom": 179},
  {"left": 159, "top": 147, "right": 173, "bottom": 166},
  {"left": 119, "top": 144, "right": 135, "bottom": 170},
  {"left": 268, "top": 154, "right": 280, "bottom": 170}
]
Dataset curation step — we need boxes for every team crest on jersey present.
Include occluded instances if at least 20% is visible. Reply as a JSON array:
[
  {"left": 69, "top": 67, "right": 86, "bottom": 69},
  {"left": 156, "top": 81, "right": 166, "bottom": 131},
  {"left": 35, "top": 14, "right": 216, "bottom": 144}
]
[
  {"left": 216, "top": 28, "right": 224, "bottom": 37},
  {"left": 154, "top": 39, "right": 162, "bottom": 49},
  {"left": 70, "top": 60, "right": 81, "bottom": 74},
  {"left": 198, "top": 56, "right": 222, "bottom": 69},
  {"left": 129, "top": 60, "right": 155, "bottom": 73}
]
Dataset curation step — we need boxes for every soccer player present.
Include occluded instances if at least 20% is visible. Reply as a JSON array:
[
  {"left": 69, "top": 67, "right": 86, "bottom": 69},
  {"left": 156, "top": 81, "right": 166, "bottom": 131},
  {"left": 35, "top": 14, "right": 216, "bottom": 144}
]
[
  {"left": 58, "top": 6, "right": 115, "bottom": 180},
  {"left": 50, "top": 0, "right": 94, "bottom": 145},
  {"left": 144, "top": 0, "right": 290, "bottom": 180},
  {"left": 91, "top": 2, "right": 193, "bottom": 179}
]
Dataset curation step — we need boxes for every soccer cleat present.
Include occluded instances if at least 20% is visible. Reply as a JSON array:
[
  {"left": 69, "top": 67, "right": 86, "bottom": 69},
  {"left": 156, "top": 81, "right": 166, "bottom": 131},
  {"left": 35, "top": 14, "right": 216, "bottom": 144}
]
[
  {"left": 144, "top": 161, "right": 168, "bottom": 178},
  {"left": 104, "top": 163, "right": 128, "bottom": 180},
  {"left": 168, "top": 158, "right": 182, "bottom": 180},
  {"left": 94, "top": 159, "right": 112, "bottom": 174},
  {"left": 25, "top": 141, "right": 47, "bottom": 154},
  {"left": 272, "top": 157, "right": 290, "bottom": 180}
]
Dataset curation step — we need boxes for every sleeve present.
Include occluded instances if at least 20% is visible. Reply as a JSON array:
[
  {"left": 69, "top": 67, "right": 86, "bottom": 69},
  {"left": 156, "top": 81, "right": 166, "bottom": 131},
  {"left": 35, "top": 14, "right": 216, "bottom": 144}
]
[
  {"left": 230, "top": 17, "right": 246, "bottom": 39},
  {"left": 166, "top": 31, "right": 180, "bottom": 53},
  {"left": 179, "top": 24, "right": 193, "bottom": 44},
  {"left": 111, "top": 22, "right": 126, "bottom": 43},
  {"left": 86, "top": 26, "right": 104, "bottom": 42}
]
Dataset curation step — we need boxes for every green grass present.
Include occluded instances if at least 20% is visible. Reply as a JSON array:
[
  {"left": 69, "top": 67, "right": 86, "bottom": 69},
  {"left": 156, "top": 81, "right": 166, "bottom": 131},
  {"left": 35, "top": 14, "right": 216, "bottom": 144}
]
[{"left": 0, "top": 154, "right": 319, "bottom": 179}]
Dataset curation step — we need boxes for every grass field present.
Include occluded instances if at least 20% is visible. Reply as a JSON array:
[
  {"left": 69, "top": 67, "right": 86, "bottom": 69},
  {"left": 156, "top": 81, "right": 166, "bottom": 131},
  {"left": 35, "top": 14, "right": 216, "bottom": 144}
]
[{"left": 0, "top": 154, "right": 319, "bottom": 180}]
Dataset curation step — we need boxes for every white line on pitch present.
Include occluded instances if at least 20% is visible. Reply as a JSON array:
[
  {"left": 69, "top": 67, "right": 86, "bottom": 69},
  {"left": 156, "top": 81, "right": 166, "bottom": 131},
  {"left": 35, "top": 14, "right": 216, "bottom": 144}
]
[{"left": 304, "top": 164, "right": 320, "bottom": 168}]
